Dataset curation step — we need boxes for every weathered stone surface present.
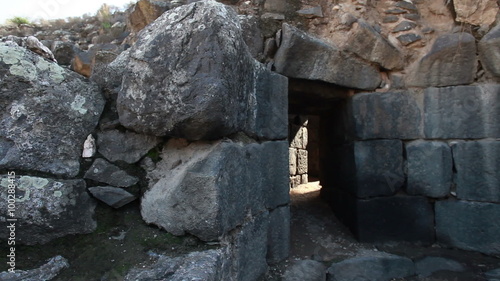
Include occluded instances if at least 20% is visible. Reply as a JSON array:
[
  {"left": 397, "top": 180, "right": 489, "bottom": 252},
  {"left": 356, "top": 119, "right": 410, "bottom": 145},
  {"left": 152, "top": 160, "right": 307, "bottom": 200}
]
[
  {"left": 88, "top": 186, "right": 136, "bottom": 208},
  {"left": 25, "top": 36, "right": 56, "bottom": 63},
  {"left": 392, "top": 21, "right": 417, "bottom": 33},
  {"left": 436, "top": 200, "right": 500, "bottom": 256},
  {"left": 0, "top": 256, "right": 69, "bottom": 281},
  {"left": 453, "top": 0, "right": 498, "bottom": 26},
  {"left": 415, "top": 256, "right": 465, "bottom": 277},
  {"left": 267, "top": 206, "right": 290, "bottom": 264},
  {"left": 82, "top": 134, "right": 97, "bottom": 158},
  {"left": 124, "top": 249, "right": 225, "bottom": 281},
  {"left": 291, "top": 126, "right": 308, "bottom": 149},
  {"left": 344, "top": 20, "right": 404, "bottom": 70},
  {"left": 284, "top": 260, "right": 326, "bottom": 281},
  {"left": 349, "top": 91, "right": 423, "bottom": 139},
  {"left": 127, "top": 0, "right": 170, "bottom": 33},
  {"left": 424, "top": 85, "right": 500, "bottom": 139},
  {"left": 232, "top": 212, "right": 269, "bottom": 281},
  {"left": 0, "top": 44, "right": 105, "bottom": 177},
  {"left": 479, "top": 24, "right": 500, "bottom": 78},
  {"left": 141, "top": 138, "right": 288, "bottom": 241},
  {"left": 354, "top": 195, "right": 434, "bottom": 243},
  {"left": 486, "top": 268, "right": 500, "bottom": 281},
  {"left": 84, "top": 159, "right": 139, "bottom": 187},
  {"left": 297, "top": 7, "right": 323, "bottom": 18},
  {"left": 239, "top": 15, "right": 264, "bottom": 59},
  {"left": 50, "top": 41, "right": 76, "bottom": 65},
  {"left": 326, "top": 252, "right": 415, "bottom": 281},
  {"left": 297, "top": 149, "right": 308, "bottom": 175},
  {"left": 406, "top": 33, "right": 476, "bottom": 87},
  {"left": 0, "top": 176, "right": 96, "bottom": 245},
  {"left": 117, "top": 1, "right": 287, "bottom": 140},
  {"left": 395, "top": 1, "right": 418, "bottom": 12},
  {"left": 332, "top": 140, "right": 404, "bottom": 198},
  {"left": 274, "top": 23, "right": 381, "bottom": 90},
  {"left": 406, "top": 141, "right": 452, "bottom": 198},
  {"left": 97, "top": 129, "right": 161, "bottom": 164},
  {"left": 289, "top": 148, "right": 297, "bottom": 175},
  {"left": 397, "top": 33, "right": 421, "bottom": 46},
  {"left": 72, "top": 44, "right": 122, "bottom": 78},
  {"left": 452, "top": 140, "right": 500, "bottom": 203}
]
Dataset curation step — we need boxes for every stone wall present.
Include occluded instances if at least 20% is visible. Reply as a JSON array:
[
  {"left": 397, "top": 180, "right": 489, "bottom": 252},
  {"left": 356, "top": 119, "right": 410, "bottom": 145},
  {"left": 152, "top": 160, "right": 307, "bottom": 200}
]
[
  {"left": 289, "top": 114, "right": 308, "bottom": 188},
  {"left": 320, "top": 81, "right": 500, "bottom": 256}
]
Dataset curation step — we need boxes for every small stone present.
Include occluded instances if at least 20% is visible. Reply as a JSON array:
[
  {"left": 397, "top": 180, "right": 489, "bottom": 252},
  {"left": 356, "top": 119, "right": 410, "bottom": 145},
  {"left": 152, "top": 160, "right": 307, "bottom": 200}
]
[
  {"left": 25, "top": 36, "right": 57, "bottom": 63},
  {"left": 84, "top": 158, "right": 139, "bottom": 187},
  {"left": 297, "top": 6, "right": 323, "bottom": 18},
  {"left": 82, "top": 134, "right": 96, "bottom": 158},
  {"left": 385, "top": 8, "right": 408, "bottom": 14},
  {"left": 283, "top": 260, "right": 326, "bottom": 281},
  {"left": 88, "top": 186, "right": 136, "bottom": 208},
  {"left": 485, "top": 268, "right": 500, "bottom": 280},
  {"left": 395, "top": 1, "right": 418, "bottom": 12},
  {"left": 392, "top": 21, "right": 417, "bottom": 33},
  {"left": 403, "top": 13, "right": 421, "bottom": 21},
  {"left": 383, "top": 15, "right": 399, "bottom": 23},
  {"left": 326, "top": 252, "right": 415, "bottom": 281},
  {"left": 422, "top": 27, "right": 435, "bottom": 34},
  {"left": 97, "top": 130, "right": 161, "bottom": 164},
  {"left": 261, "top": 13, "right": 285, "bottom": 20},
  {"left": 415, "top": 256, "right": 465, "bottom": 277},
  {"left": 397, "top": 33, "right": 422, "bottom": 45},
  {"left": 0, "top": 256, "right": 69, "bottom": 281}
]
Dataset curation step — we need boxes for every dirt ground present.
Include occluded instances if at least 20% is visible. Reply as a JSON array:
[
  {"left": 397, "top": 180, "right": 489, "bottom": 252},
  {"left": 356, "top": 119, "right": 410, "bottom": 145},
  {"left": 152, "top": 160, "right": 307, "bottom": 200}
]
[{"left": 262, "top": 181, "right": 500, "bottom": 281}]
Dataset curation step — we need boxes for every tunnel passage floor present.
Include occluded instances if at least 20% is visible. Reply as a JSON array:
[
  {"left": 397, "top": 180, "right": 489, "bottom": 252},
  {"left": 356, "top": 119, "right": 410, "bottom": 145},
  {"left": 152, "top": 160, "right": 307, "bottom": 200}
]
[{"left": 262, "top": 182, "right": 500, "bottom": 281}]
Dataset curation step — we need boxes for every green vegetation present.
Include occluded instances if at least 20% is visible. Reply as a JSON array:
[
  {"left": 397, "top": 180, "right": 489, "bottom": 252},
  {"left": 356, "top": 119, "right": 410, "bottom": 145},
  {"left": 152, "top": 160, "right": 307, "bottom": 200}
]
[
  {"left": 101, "top": 21, "right": 112, "bottom": 30},
  {"left": 7, "top": 16, "right": 31, "bottom": 26}
]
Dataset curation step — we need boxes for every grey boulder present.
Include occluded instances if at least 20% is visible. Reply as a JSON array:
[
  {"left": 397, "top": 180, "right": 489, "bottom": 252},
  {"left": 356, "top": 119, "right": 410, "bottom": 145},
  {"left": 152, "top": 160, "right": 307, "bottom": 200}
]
[
  {"left": 116, "top": 1, "right": 287, "bottom": 140},
  {"left": 0, "top": 255, "right": 69, "bottom": 281},
  {"left": 97, "top": 129, "right": 161, "bottom": 164},
  {"left": 84, "top": 158, "right": 139, "bottom": 188},
  {"left": 0, "top": 43, "right": 105, "bottom": 177},
  {"left": 0, "top": 176, "right": 96, "bottom": 245},
  {"left": 479, "top": 24, "right": 500, "bottom": 78},
  {"left": 274, "top": 23, "right": 381, "bottom": 90},
  {"left": 283, "top": 259, "right": 326, "bottom": 281},
  {"left": 88, "top": 186, "right": 136, "bottom": 208},
  {"left": 406, "top": 33, "right": 477, "bottom": 87}
]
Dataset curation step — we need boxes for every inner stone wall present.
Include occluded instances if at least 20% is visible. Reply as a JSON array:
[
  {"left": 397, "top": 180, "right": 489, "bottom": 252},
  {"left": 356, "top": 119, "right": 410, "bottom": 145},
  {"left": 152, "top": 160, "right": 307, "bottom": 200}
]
[{"left": 289, "top": 114, "right": 308, "bottom": 188}]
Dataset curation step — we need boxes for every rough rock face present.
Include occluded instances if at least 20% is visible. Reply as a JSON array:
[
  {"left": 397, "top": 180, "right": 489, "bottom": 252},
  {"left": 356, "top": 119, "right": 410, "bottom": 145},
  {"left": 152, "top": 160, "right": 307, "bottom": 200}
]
[
  {"left": 406, "top": 33, "right": 477, "bottom": 87},
  {"left": 141, "top": 138, "right": 289, "bottom": 241},
  {"left": 0, "top": 176, "right": 96, "bottom": 245},
  {"left": 343, "top": 20, "right": 404, "bottom": 70},
  {"left": 453, "top": 0, "right": 499, "bottom": 26},
  {"left": 479, "top": 24, "right": 500, "bottom": 78},
  {"left": 127, "top": 0, "right": 171, "bottom": 34},
  {"left": 0, "top": 256, "right": 69, "bottom": 281},
  {"left": 274, "top": 23, "right": 381, "bottom": 90},
  {"left": 97, "top": 129, "right": 161, "bottom": 164},
  {"left": 0, "top": 44, "right": 105, "bottom": 177},
  {"left": 116, "top": 1, "right": 287, "bottom": 140}
]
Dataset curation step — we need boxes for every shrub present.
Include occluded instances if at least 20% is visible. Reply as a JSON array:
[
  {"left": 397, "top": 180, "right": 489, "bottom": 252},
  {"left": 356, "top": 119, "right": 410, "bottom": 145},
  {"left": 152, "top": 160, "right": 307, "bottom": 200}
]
[{"left": 8, "top": 16, "right": 31, "bottom": 26}]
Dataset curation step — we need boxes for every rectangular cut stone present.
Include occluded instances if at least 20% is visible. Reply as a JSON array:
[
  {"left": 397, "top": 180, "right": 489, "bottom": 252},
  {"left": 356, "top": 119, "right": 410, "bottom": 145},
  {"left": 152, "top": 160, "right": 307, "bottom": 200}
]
[
  {"left": 406, "top": 141, "right": 452, "bottom": 198},
  {"left": 297, "top": 149, "right": 308, "bottom": 175},
  {"left": 349, "top": 91, "right": 423, "bottom": 140},
  {"left": 289, "top": 148, "right": 297, "bottom": 175},
  {"left": 436, "top": 200, "right": 500, "bottom": 256},
  {"left": 452, "top": 140, "right": 500, "bottom": 203},
  {"left": 328, "top": 189, "right": 435, "bottom": 244},
  {"left": 424, "top": 85, "right": 500, "bottom": 139},
  {"left": 267, "top": 206, "right": 290, "bottom": 264},
  {"left": 327, "top": 140, "right": 404, "bottom": 198}
]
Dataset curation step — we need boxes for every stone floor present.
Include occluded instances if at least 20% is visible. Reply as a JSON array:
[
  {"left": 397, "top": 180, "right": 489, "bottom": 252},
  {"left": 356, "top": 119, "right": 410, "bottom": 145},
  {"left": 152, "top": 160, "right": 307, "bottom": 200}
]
[{"left": 262, "top": 181, "right": 500, "bottom": 280}]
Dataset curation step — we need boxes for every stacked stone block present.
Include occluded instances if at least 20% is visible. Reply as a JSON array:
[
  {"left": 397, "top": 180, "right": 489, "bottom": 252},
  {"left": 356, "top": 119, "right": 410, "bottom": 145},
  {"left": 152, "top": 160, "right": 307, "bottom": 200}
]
[
  {"left": 289, "top": 115, "right": 308, "bottom": 188},
  {"left": 322, "top": 85, "right": 500, "bottom": 254}
]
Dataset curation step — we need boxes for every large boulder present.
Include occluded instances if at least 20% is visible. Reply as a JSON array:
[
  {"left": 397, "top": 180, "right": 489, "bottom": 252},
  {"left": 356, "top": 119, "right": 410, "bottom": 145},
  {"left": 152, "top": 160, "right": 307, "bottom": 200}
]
[
  {"left": 115, "top": 1, "right": 287, "bottom": 140},
  {"left": 343, "top": 20, "right": 404, "bottom": 70},
  {"left": 479, "top": 24, "right": 500, "bottom": 78},
  {"left": 406, "top": 33, "right": 477, "bottom": 87},
  {"left": 0, "top": 256, "right": 69, "bottom": 281},
  {"left": 424, "top": 85, "right": 500, "bottom": 139},
  {"left": 453, "top": 0, "right": 498, "bottom": 26},
  {"left": 141, "top": 138, "right": 289, "bottom": 241},
  {"left": 452, "top": 140, "right": 500, "bottom": 203},
  {"left": 274, "top": 23, "right": 381, "bottom": 90},
  {"left": 435, "top": 200, "right": 500, "bottom": 256},
  {"left": 348, "top": 91, "right": 423, "bottom": 139},
  {"left": 0, "top": 43, "right": 105, "bottom": 177},
  {"left": 127, "top": 0, "right": 171, "bottom": 34},
  {"left": 0, "top": 176, "right": 96, "bottom": 245}
]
